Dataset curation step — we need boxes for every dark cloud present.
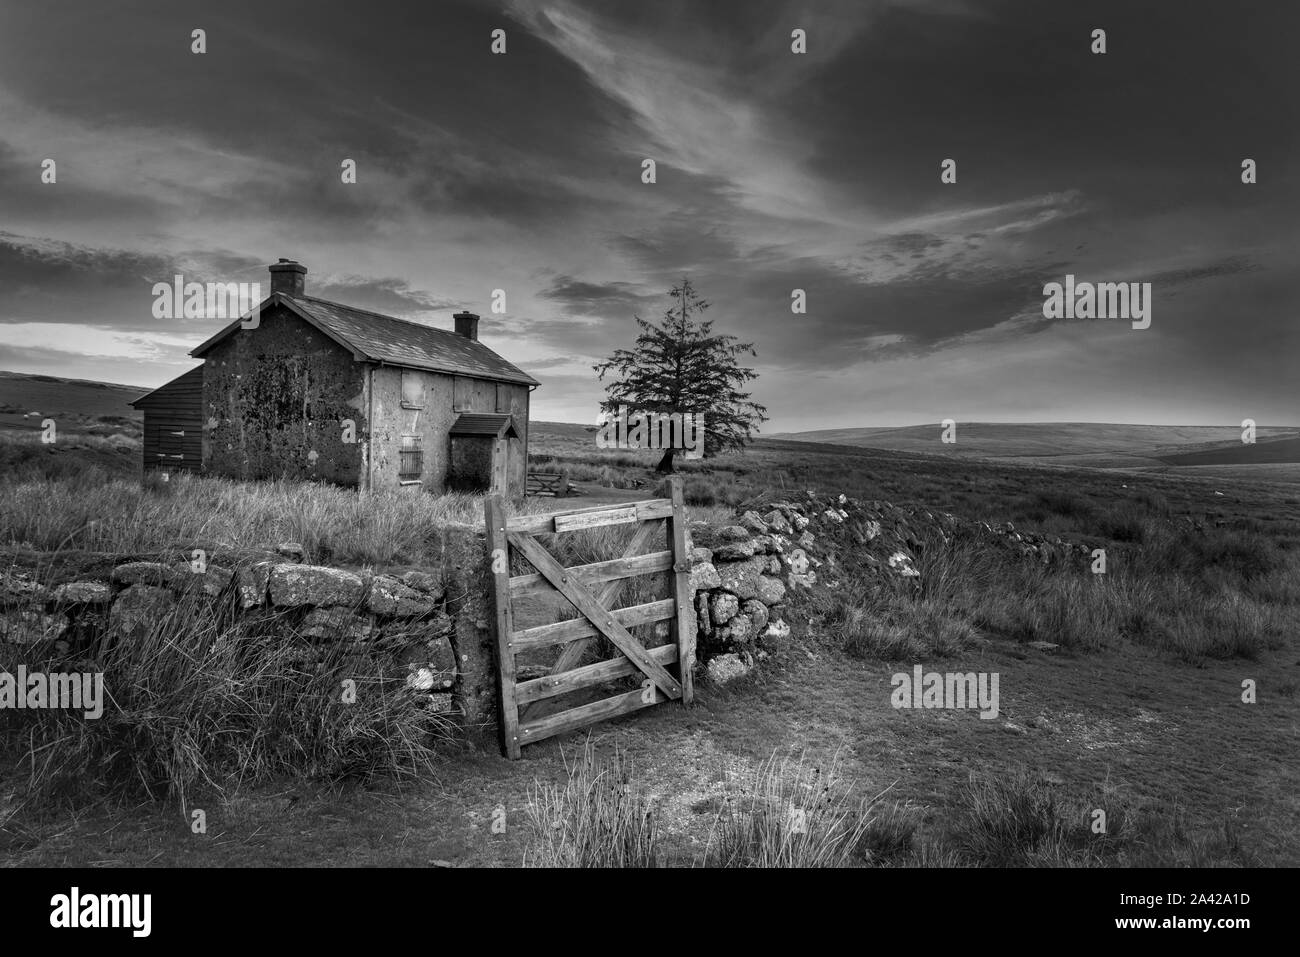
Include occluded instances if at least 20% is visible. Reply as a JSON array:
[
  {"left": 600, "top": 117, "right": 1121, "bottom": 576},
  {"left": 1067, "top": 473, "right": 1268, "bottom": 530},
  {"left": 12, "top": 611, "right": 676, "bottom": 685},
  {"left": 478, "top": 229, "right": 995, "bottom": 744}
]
[
  {"left": 516, "top": 356, "right": 580, "bottom": 372},
  {"left": 537, "top": 275, "right": 660, "bottom": 318},
  {"left": 0, "top": 0, "right": 1294, "bottom": 426},
  {"left": 798, "top": 0, "right": 1299, "bottom": 216},
  {"left": 862, "top": 232, "right": 949, "bottom": 258},
  {"left": 312, "top": 277, "right": 459, "bottom": 316},
  {"left": 0, "top": 235, "right": 276, "bottom": 331},
  {"left": 504, "top": 313, "right": 642, "bottom": 361},
  {"left": 0, "top": 233, "right": 170, "bottom": 292},
  {"left": 1146, "top": 257, "right": 1261, "bottom": 287}
]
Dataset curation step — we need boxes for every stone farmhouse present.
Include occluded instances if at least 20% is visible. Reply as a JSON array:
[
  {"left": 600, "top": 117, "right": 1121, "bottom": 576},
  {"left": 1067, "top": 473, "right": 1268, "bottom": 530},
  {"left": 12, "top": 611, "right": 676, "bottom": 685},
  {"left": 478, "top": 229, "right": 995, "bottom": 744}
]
[{"left": 130, "top": 259, "right": 537, "bottom": 499}]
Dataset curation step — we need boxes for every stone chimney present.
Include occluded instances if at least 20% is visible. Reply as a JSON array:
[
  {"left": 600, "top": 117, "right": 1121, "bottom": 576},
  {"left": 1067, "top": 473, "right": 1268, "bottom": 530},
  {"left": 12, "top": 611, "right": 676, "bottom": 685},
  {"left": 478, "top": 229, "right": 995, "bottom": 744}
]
[
  {"left": 454, "top": 311, "right": 480, "bottom": 342},
  {"left": 268, "top": 258, "right": 307, "bottom": 297}
]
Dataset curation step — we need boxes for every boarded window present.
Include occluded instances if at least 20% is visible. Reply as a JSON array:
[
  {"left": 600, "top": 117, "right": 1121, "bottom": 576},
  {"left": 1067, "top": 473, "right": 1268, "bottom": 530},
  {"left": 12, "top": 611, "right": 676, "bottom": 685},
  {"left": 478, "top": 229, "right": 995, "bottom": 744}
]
[
  {"left": 401, "top": 370, "right": 425, "bottom": 408},
  {"left": 399, "top": 434, "right": 423, "bottom": 480},
  {"left": 452, "top": 376, "right": 472, "bottom": 411}
]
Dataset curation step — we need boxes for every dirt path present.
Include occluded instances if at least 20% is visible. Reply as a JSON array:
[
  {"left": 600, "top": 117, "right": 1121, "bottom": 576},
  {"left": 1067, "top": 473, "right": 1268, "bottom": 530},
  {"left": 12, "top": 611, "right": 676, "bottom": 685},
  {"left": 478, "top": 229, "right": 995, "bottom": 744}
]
[{"left": 11, "top": 635, "right": 1297, "bottom": 867}]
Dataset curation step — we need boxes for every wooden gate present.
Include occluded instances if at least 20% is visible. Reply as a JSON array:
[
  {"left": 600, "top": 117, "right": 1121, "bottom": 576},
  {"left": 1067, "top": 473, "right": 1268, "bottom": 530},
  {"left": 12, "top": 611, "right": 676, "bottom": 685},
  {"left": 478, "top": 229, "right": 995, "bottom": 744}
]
[
  {"left": 525, "top": 469, "right": 570, "bottom": 498},
  {"left": 485, "top": 476, "right": 695, "bottom": 758}
]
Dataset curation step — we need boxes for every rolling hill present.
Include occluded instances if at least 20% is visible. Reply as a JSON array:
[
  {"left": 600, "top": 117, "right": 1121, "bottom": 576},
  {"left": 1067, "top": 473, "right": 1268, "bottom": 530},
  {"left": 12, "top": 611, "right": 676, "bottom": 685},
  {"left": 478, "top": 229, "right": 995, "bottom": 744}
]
[
  {"left": 768, "top": 422, "right": 1300, "bottom": 469},
  {"left": 0, "top": 369, "right": 145, "bottom": 421},
  {"left": 1156, "top": 435, "right": 1300, "bottom": 466}
]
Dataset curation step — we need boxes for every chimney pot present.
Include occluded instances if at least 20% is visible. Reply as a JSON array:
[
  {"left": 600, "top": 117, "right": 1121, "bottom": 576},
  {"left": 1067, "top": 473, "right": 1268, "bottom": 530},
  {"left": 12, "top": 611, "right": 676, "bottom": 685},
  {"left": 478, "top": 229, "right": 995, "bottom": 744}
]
[
  {"left": 454, "top": 311, "right": 480, "bottom": 342},
  {"left": 269, "top": 259, "right": 307, "bottom": 297}
]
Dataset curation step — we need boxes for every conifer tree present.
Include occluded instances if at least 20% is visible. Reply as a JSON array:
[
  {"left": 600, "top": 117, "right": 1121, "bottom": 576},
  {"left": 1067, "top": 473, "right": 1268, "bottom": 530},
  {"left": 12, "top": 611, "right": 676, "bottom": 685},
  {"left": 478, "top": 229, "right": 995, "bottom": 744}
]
[{"left": 594, "top": 279, "right": 768, "bottom": 472}]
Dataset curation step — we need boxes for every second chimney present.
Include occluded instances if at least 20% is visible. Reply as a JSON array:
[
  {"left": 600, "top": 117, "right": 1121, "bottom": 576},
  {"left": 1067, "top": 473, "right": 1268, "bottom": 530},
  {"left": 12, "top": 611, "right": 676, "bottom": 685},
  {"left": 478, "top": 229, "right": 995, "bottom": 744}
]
[
  {"left": 269, "top": 258, "right": 307, "bottom": 297},
  {"left": 454, "top": 311, "right": 480, "bottom": 342}
]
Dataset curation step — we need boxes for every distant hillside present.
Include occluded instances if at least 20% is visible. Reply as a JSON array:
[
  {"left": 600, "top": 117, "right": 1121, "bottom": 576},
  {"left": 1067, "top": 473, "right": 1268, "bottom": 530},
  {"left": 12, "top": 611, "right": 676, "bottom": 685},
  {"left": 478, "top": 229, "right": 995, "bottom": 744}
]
[
  {"left": 768, "top": 422, "right": 1300, "bottom": 468},
  {"left": 0, "top": 370, "right": 145, "bottom": 421},
  {"left": 0, "top": 371, "right": 144, "bottom": 481},
  {"left": 1156, "top": 435, "right": 1300, "bottom": 466}
]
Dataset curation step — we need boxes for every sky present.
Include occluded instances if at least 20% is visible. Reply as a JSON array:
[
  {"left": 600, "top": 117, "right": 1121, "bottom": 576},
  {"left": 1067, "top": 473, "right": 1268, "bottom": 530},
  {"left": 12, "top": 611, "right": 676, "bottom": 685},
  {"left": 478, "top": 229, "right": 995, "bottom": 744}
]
[{"left": 0, "top": 0, "right": 1296, "bottom": 431}]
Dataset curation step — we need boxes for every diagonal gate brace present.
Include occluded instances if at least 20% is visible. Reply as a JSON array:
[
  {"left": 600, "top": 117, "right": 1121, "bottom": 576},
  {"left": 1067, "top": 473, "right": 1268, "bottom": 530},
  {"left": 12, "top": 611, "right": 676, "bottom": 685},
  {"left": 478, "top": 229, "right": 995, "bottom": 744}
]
[{"left": 507, "top": 531, "right": 683, "bottom": 700}]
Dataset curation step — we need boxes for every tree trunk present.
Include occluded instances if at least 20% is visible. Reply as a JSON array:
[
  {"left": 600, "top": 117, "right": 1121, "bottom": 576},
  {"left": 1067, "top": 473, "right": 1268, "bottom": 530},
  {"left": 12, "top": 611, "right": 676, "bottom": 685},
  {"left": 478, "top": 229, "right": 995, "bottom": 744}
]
[{"left": 655, "top": 447, "right": 676, "bottom": 474}]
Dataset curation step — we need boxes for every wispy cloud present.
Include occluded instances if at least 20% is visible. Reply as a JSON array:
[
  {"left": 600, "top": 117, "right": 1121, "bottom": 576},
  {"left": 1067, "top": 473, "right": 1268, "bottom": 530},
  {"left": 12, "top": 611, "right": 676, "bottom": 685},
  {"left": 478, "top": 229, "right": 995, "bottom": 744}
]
[{"left": 0, "top": 0, "right": 1293, "bottom": 426}]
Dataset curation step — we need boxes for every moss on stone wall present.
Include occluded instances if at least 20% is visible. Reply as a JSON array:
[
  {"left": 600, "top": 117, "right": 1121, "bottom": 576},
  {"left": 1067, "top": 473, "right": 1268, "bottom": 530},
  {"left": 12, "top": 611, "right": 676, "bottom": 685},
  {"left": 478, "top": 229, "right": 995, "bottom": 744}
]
[{"left": 203, "top": 305, "right": 367, "bottom": 485}]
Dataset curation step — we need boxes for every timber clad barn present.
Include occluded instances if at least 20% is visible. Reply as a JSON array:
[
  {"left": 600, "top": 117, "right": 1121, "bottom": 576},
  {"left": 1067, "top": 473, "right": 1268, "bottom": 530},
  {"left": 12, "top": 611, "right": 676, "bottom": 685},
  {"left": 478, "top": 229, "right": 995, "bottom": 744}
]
[
  {"left": 129, "top": 364, "right": 203, "bottom": 472},
  {"left": 132, "top": 259, "right": 537, "bottom": 499}
]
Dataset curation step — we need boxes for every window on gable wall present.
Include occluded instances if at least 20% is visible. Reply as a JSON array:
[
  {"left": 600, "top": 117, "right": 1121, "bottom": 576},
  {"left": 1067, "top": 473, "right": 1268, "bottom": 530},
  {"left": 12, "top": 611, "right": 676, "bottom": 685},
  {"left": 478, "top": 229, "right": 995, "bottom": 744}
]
[
  {"left": 401, "top": 370, "right": 425, "bottom": 409},
  {"left": 398, "top": 434, "right": 423, "bottom": 481}
]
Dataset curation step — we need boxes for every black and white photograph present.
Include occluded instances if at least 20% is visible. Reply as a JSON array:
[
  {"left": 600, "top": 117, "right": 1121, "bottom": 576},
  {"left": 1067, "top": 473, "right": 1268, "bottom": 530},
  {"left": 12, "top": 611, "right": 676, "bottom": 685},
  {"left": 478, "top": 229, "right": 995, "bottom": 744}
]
[{"left": 0, "top": 0, "right": 1294, "bottom": 934}]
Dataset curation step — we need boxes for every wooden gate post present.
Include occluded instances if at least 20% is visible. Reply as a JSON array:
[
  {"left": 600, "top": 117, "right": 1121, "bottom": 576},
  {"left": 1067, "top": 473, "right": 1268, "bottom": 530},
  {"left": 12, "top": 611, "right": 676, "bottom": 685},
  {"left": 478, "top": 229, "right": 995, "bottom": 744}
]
[
  {"left": 668, "top": 475, "right": 695, "bottom": 705},
  {"left": 490, "top": 437, "right": 510, "bottom": 499},
  {"left": 485, "top": 494, "right": 521, "bottom": 758}
]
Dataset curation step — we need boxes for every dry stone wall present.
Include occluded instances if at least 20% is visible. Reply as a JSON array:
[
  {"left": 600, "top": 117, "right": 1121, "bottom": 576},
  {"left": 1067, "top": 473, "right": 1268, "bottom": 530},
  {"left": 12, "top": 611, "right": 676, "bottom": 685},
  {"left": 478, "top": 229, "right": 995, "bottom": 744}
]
[
  {"left": 0, "top": 528, "right": 499, "bottom": 742},
  {"left": 685, "top": 507, "right": 810, "bottom": 683},
  {"left": 684, "top": 491, "right": 1093, "bottom": 682},
  {"left": 3, "top": 491, "right": 1089, "bottom": 748}
]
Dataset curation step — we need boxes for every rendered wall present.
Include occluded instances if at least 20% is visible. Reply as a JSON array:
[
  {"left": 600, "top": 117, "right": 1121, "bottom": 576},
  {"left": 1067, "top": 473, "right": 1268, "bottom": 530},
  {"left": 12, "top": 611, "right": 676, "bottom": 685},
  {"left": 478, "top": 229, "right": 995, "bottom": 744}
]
[{"left": 369, "top": 366, "right": 529, "bottom": 498}]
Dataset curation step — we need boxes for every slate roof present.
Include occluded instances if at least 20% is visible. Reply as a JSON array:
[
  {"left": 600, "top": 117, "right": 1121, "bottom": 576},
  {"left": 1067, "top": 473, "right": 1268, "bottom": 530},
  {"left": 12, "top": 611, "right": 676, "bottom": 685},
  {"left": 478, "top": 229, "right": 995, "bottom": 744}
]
[
  {"left": 129, "top": 364, "right": 203, "bottom": 409},
  {"left": 190, "top": 293, "right": 538, "bottom": 387},
  {"left": 449, "top": 413, "right": 519, "bottom": 439}
]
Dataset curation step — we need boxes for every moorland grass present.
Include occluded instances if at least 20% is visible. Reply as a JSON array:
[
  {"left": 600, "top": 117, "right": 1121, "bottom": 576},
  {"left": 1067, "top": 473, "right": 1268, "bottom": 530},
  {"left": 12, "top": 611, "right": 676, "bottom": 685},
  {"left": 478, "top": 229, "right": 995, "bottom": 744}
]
[
  {"left": 2, "top": 589, "right": 450, "bottom": 817},
  {"left": 4, "top": 423, "right": 1297, "bottom": 848}
]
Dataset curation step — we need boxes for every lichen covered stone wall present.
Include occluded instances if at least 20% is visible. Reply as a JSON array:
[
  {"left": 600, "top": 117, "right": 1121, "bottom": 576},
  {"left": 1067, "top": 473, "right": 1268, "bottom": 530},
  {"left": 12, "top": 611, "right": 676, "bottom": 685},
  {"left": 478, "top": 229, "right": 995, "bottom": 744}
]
[
  {"left": 2, "top": 493, "right": 1086, "bottom": 749},
  {"left": 684, "top": 492, "right": 1092, "bottom": 683},
  {"left": 202, "top": 303, "right": 368, "bottom": 485},
  {"left": 0, "top": 527, "right": 499, "bottom": 743}
]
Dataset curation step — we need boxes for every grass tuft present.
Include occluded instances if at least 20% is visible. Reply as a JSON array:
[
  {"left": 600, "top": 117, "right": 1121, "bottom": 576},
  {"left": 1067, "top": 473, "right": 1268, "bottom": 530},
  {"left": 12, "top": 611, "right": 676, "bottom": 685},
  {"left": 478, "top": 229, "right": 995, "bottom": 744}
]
[
  {"left": 524, "top": 741, "right": 660, "bottom": 867},
  {"left": 700, "top": 752, "right": 880, "bottom": 868}
]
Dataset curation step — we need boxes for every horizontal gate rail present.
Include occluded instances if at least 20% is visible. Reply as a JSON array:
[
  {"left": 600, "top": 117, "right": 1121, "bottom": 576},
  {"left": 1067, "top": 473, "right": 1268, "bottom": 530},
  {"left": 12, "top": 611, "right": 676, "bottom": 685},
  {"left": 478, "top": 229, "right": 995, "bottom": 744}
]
[
  {"left": 505, "top": 499, "right": 674, "bottom": 536},
  {"left": 515, "top": 644, "right": 679, "bottom": 705},
  {"left": 508, "top": 549, "right": 674, "bottom": 597},
  {"left": 510, "top": 598, "right": 677, "bottom": 652}
]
